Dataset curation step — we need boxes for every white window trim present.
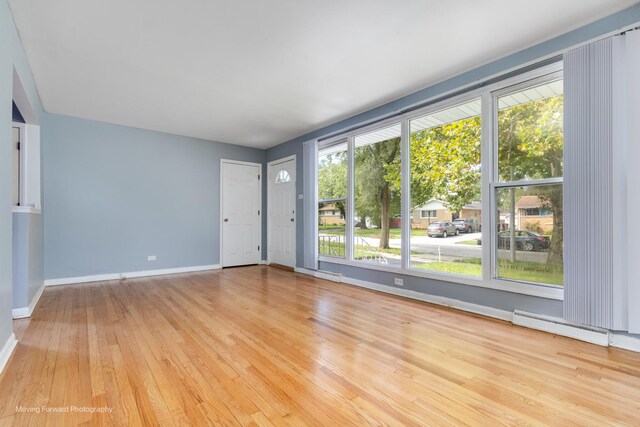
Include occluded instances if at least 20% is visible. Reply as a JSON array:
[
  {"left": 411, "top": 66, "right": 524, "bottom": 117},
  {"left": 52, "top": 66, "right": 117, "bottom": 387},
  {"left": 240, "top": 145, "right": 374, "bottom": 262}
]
[
  {"left": 314, "top": 62, "right": 565, "bottom": 301},
  {"left": 317, "top": 139, "right": 349, "bottom": 260},
  {"left": 11, "top": 206, "right": 41, "bottom": 214}
]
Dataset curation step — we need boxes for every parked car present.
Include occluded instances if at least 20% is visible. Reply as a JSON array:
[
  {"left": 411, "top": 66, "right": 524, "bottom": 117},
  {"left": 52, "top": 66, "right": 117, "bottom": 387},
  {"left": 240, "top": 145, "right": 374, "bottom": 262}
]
[
  {"left": 476, "top": 230, "right": 550, "bottom": 251},
  {"left": 452, "top": 218, "right": 479, "bottom": 233},
  {"left": 428, "top": 221, "right": 459, "bottom": 237},
  {"left": 478, "top": 230, "right": 549, "bottom": 251}
]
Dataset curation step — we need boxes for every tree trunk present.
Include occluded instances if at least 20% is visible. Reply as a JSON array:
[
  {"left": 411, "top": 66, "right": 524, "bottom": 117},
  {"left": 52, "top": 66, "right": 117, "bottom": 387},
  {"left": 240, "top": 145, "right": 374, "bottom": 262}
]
[
  {"left": 509, "top": 170, "right": 517, "bottom": 262},
  {"left": 336, "top": 201, "right": 346, "bottom": 221},
  {"left": 379, "top": 185, "right": 390, "bottom": 249},
  {"left": 547, "top": 192, "right": 563, "bottom": 265}
]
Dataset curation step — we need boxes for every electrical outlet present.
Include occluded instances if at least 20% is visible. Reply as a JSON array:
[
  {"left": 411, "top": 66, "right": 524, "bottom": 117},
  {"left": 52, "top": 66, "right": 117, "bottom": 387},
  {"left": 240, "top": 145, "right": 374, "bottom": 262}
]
[
  {"left": 394, "top": 278, "right": 403, "bottom": 286},
  {"left": 147, "top": 255, "right": 157, "bottom": 261}
]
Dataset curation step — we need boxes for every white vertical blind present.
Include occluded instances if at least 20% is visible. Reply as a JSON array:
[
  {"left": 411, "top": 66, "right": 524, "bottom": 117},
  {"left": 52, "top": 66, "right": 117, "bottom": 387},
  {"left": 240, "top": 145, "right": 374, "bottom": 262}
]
[
  {"left": 303, "top": 139, "right": 318, "bottom": 270},
  {"left": 564, "top": 37, "right": 614, "bottom": 329},
  {"left": 565, "top": 32, "right": 640, "bottom": 333}
]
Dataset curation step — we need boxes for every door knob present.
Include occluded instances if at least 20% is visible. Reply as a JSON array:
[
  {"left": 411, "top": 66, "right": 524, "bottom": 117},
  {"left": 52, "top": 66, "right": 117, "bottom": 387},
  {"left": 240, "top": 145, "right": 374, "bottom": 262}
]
[
  {"left": 224, "top": 218, "right": 229, "bottom": 222},
  {"left": 290, "top": 218, "right": 294, "bottom": 222}
]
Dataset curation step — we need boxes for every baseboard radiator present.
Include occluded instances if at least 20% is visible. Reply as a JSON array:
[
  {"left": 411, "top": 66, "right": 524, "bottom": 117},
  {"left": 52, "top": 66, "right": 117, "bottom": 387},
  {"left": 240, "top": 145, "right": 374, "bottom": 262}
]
[{"left": 512, "top": 310, "right": 610, "bottom": 346}]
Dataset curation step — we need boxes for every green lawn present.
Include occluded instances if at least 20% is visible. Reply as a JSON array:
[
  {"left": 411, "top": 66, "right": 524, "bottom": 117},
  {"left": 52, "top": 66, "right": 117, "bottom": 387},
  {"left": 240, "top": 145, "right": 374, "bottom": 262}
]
[
  {"left": 456, "top": 240, "right": 479, "bottom": 246},
  {"left": 318, "top": 225, "right": 346, "bottom": 235},
  {"left": 412, "top": 261, "right": 482, "bottom": 277},
  {"left": 319, "top": 226, "right": 426, "bottom": 239},
  {"left": 413, "top": 258, "right": 563, "bottom": 285},
  {"left": 497, "top": 258, "right": 563, "bottom": 285}
]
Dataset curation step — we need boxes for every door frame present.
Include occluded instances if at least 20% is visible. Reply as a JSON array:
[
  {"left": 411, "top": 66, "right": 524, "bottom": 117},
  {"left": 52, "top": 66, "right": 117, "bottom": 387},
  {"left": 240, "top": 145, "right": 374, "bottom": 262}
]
[
  {"left": 267, "top": 154, "right": 297, "bottom": 267},
  {"left": 220, "top": 159, "right": 263, "bottom": 268}
]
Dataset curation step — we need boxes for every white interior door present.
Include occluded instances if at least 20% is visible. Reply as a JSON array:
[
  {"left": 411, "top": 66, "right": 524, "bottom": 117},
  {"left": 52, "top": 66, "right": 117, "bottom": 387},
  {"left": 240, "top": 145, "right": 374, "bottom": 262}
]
[
  {"left": 268, "top": 157, "right": 296, "bottom": 267},
  {"left": 221, "top": 161, "right": 261, "bottom": 267}
]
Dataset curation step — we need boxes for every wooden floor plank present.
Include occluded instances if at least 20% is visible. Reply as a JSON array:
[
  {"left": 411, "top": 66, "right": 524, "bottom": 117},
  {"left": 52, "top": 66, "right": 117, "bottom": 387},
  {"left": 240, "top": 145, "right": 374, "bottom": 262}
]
[{"left": 0, "top": 265, "right": 639, "bottom": 425}]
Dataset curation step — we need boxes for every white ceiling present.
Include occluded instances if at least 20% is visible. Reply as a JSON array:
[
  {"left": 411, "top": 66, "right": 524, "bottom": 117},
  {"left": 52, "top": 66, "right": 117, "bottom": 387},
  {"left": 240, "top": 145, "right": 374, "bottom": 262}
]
[{"left": 9, "top": 0, "right": 638, "bottom": 148}]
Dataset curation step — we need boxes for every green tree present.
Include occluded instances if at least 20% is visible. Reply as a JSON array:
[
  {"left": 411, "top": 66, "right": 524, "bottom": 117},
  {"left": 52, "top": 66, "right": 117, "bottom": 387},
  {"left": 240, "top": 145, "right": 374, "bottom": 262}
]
[
  {"left": 405, "top": 95, "right": 563, "bottom": 265},
  {"left": 323, "top": 94, "right": 563, "bottom": 264},
  {"left": 408, "top": 116, "right": 482, "bottom": 212},
  {"left": 498, "top": 95, "right": 563, "bottom": 264},
  {"left": 318, "top": 151, "right": 347, "bottom": 218},
  {"left": 354, "top": 138, "right": 401, "bottom": 249}
]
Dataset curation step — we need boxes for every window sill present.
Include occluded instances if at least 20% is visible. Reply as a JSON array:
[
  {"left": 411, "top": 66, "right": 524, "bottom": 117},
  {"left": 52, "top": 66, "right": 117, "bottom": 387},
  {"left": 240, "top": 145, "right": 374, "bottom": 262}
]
[
  {"left": 318, "top": 256, "right": 563, "bottom": 300},
  {"left": 12, "top": 206, "right": 41, "bottom": 215}
]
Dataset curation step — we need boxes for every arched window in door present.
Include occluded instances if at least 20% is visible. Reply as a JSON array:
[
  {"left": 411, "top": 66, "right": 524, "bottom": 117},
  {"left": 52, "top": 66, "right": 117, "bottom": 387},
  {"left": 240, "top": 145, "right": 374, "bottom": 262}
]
[{"left": 275, "top": 169, "right": 291, "bottom": 184}]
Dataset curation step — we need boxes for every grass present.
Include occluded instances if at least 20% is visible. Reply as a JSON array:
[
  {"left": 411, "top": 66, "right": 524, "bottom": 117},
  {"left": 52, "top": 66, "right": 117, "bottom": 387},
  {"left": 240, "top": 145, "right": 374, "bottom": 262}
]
[
  {"left": 319, "top": 226, "right": 426, "bottom": 239},
  {"left": 318, "top": 240, "right": 346, "bottom": 257},
  {"left": 412, "top": 261, "right": 482, "bottom": 277},
  {"left": 318, "top": 226, "right": 346, "bottom": 237},
  {"left": 413, "top": 257, "right": 563, "bottom": 285},
  {"left": 456, "top": 240, "right": 479, "bottom": 246},
  {"left": 497, "top": 258, "right": 563, "bottom": 285}
]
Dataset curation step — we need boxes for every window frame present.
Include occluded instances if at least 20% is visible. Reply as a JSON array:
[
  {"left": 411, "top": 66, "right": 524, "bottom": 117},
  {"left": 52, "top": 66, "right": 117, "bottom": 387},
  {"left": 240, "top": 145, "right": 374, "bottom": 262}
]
[
  {"left": 315, "top": 62, "right": 564, "bottom": 300},
  {"left": 420, "top": 210, "right": 436, "bottom": 219},
  {"left": 317, "top": 138, "right": 349, "bottom": 259},
  {"left": 350, "top": 119, "right": 403, "bottom": 268},
  {"left": 490, "top": 70, "right": 564, "bottom": 288},
  {"left": 406, "top": 92, "right": 484, "bottom": 277}
]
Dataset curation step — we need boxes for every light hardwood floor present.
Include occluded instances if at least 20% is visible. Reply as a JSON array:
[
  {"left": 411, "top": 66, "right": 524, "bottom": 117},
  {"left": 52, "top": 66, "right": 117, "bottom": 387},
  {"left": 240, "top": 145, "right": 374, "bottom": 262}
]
[{"left": 1, "top": 266, "right": 639, "bottom": 426}]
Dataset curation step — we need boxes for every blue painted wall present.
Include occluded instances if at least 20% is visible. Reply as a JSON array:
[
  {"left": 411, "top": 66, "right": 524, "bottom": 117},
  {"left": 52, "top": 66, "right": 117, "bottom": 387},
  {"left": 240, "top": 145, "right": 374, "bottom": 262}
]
[
  {"left": 12, "top": 213, "right": 43, "bottom": 309},
  {"left": 265, "top": 3, "right": 640, "bottom": 318},
  {"left": 42, "top": 113, "right": 266, "bottom": 279}
]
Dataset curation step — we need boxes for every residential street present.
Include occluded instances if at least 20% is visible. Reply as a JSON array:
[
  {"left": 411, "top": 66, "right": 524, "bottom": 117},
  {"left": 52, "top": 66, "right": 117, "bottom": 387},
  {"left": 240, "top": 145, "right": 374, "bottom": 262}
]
[{"left": 357, "top": 232, "right": 549, "bottom": 263}]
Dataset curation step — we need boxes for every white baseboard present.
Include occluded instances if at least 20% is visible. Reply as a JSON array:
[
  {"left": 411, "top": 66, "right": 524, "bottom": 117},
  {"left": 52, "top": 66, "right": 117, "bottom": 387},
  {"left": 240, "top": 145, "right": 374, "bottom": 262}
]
[
  {"left": 0, "top": 333, "right": 17, "bottom": 376},
  {"left": 45, "top": 264, "right": 222, "bottom": 287},
  {"left": 11, "top": 307, "right": 30, "bottom": 319},
  {"left": 314, "top": 270, "right": 343, "bottom": 283},
  {"left": 12, "top": 281, "right": 45, "bottom": 319},
  {"left": 45, "top": 272, "right": 120, "bottom": 286},
  {"left": 122, "top": 264, "right": 221, "bottom": 279},
  {"left": 610, "top": 333, "right": 640, "bottom": 352},
  {"left": 513, "top": 310, "right": 609, "bottom": 346},
  {"left": 293, "top": 267, "right": 315, "bottom": 276},
  {"left": 293, "top": 267, "right": 339, "bottom": 281}
]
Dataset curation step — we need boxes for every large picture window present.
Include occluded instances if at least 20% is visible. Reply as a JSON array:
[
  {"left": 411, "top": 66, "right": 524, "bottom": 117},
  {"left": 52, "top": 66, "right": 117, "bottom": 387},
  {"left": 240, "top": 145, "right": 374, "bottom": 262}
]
[
  {"left": 353, "top": 124, "right": 401, "bottom": 265},
  {"left": 494, "top": 76, "right": 563, "bottom": 286},
  {"left": 314, "top": 65, "right": 564, "bottom": 295},
  {"left": 409, "top": 99, "right": 482, "bottom": 277}
]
